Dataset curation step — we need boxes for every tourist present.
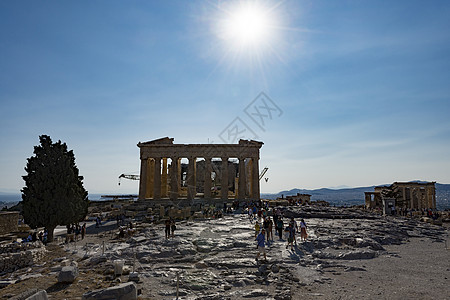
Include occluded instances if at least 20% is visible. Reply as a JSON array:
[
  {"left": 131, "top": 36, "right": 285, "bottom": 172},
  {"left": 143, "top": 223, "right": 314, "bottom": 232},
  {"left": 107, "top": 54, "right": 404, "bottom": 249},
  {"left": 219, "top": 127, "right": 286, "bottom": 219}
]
[
  {"left": 75, "top": 224, "right": 81, "bottom": 241},
  {"left": 257, "top": 208, "right": 262, "bottom": 221},
  {"left": 165, "top": 219, "right": 171, "bottom": 239},
  {"left": 267, "top": 217, "right": 273, "bottom": 242},
  {"left": 170, "top": 218, "right": 176, "bottom": 238},
  {"left": 248, "top": 206, "right": 254, "bottom": 223},
  {"left": 43, "top": 229, "right": 48, "bottom": 245},
  {"left": 286, "top": 223, "right": 295, "bottom": 250},
  {"left": 32, "top": 231, "right": 38, "bottom": 242},
  {"left": 276, "top": 217, "right": 284, "bottom": 240},
  {"left": 81, "top": 223, "right": 86, "bottom": 240},
  {"left": 300, "top": 219, "right": 308, "bottom": 242},
  {"left": 290, "top": 218, "right": 298, "bottom": 245},
  {"left": 273, "top": 207, "right": 278, "bottom": 225},
  {"left": 255, "top": 228, "right": 267, "bottom": 261},
  {"left": 254, "top": 221, "right": 260, "bottom": 238}
]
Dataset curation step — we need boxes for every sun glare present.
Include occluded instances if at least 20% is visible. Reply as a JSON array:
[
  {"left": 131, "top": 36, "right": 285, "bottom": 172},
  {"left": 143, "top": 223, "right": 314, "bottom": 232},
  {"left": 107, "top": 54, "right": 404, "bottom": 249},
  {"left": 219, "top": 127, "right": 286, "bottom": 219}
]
[
  {"left": 224, "top": 5, "right": 270, "bottom": 47},
  {"left": 218, "top": 1, "right": 278, "bottom": 52}
]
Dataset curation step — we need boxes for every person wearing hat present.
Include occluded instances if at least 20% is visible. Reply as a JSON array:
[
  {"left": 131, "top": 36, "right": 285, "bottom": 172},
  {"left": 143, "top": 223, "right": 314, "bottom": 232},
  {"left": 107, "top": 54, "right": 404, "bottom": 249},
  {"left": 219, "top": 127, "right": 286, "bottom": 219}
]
[{"left": 255, "top": 228, "right": 267, "bottom": 261}]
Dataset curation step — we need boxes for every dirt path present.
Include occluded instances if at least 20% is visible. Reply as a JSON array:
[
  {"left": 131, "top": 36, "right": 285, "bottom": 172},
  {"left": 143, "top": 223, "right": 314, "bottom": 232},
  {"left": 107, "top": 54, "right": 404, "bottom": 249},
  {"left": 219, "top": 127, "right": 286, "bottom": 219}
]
[{"left": 298, "top": 237, "right": 450, "bottom": 300}]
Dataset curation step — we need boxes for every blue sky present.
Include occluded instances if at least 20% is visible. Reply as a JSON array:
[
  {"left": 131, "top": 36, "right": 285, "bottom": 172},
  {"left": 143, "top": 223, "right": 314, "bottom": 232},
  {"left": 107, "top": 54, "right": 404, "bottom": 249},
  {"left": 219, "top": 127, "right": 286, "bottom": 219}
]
[{"left": 1, "top": 0, "right": 449, "bottom": 195}]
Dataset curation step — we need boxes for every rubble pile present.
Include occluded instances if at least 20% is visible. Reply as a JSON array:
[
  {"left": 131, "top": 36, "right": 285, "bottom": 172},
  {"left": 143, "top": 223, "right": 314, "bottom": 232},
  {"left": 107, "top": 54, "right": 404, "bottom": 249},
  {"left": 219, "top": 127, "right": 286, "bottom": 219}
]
[{"left": 0, "top": 241, "right": 46, "bottom": 273}]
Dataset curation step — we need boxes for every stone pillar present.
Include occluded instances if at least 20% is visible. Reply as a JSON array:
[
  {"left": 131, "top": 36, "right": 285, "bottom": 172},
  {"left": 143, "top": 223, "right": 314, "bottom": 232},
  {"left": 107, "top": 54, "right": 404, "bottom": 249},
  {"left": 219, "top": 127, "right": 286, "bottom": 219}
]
[
  {"left": 364, "top": 193, "right": 371, "bottom": 209},
  {"left": 177, "top": 158, "right": 182, "bottom": 193},
  {"left": 252, "top": 157, "right": 260, "bottom": 201},
  {"left": 161, "top": 158, "right": 168, "bottom": 198},
  {"left": 138, "top": 158, "right": 148, "bottom": 200},
  {"left": 416, "top": 188, "right": 422, "bottom": 210},
  {"left": 247, "top": 159, "right": 253, "bottom": 197},
  {"left": 154, "top": 157, "right": 162, "bottom": 200},
  {"left": 431, "top": 186, "right": 436, "bottom": 209},
  {"left": 170, "top": 157, "right": 179, "bottom": 201},
  {"left": 221, "top": 157, "right": 228, "bottom": 201},
  {"left": 146, "top": 159, "right": 155, "bottom": 199},
  {"left": 402, "top": 187, "right": 407, "bottom": 208},
  {"left": 204, "top": 157, "right": 212, "bottom": 199},
  {"left": 187, "top": 157, "right": 196, "bottom": 201},
  {"left": 409, "top": 188, "right": 414, "bottom": 209},
  {"left": 238, "top": 157, "right": 246, "bottom": 200}
]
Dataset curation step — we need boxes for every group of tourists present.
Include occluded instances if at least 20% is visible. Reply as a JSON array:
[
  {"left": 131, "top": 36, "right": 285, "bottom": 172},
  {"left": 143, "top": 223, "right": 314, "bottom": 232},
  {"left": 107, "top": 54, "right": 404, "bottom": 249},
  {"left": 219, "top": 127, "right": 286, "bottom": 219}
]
[
  {"left": 66, "top": 223, "right": 87, "bottom": 242},
  {"left": 253, "top": 206, "right": 308, "bottom": 261},
  {"left": 164, "top": 217, "right": 177, "bottom": 239},
  {"left": 22, "top": 229, "right": 48, "bottom": 245}
]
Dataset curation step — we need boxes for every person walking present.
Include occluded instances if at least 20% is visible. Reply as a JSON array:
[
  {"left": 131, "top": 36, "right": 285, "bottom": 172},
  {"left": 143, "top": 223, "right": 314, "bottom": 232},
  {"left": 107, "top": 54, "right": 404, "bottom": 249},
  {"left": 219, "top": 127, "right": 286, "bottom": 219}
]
[
  {"left": 267, "top": 217, "right": 273, "bottom": 242},
  {"left": 165, "top": 219, "right": 171, "bottom": 239},
  {"left": 300, "top": 219, "right": 308, "bottom": 242},
  {"left": 286, "top": 223, "right": 295, "bottom": 250},
  {"left": 276, "top": 217, "right": 284, "bottom": 240},
  {"left": 254, "top": 221, "right": 260, "bottom": 238},
  {"left": 255, "top": 228, "right": 267, "bottom": 261},
  {"left": 289, "top": 218, "right": 298, "bottom": 245},
  {"left": 81, "top": 223, "right": 86, "bottom": 240},
  {"left": 170, "top": 218, "right": 176, "bottom": 238}
]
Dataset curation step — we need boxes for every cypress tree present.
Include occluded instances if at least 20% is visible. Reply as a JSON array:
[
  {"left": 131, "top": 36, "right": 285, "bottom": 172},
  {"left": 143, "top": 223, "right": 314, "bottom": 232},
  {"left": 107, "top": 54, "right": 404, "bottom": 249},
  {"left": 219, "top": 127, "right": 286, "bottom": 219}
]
[{"left": 21, "top": 135, "right": 88, "bottom": 242}]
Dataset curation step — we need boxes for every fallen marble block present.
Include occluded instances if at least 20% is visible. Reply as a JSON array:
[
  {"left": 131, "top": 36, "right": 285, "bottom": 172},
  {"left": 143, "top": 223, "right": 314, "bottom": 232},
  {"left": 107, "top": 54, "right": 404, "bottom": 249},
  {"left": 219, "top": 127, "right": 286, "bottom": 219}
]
[
  {"left": 58, "top": 266, "right": 79, "bottom": 283},
  {"left": 82, "top": 282, "right": 137, "bottom": 300},
  {"left": 10, "top": 288, "right": 48, "bottom": 300}
]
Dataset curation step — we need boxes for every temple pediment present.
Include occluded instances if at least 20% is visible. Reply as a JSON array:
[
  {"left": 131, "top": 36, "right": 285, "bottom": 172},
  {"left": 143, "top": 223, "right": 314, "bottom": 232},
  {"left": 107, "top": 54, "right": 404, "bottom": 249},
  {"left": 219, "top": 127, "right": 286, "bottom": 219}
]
[{"left": 138, "top": 137, "right": 174, "bottom": 146}]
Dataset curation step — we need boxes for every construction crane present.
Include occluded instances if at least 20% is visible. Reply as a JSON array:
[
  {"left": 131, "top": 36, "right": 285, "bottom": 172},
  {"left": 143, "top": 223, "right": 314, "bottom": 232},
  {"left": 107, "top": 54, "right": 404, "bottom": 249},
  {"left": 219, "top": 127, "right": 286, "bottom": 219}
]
[
  {"left": 118, "top": 173, "right": 140, "bottom": 185},
  {"left": 118, "top": 167, "right": 268, "bottom": 185},
  {"left": 259, "top": 167, "right": 268, "bottom": 181}
]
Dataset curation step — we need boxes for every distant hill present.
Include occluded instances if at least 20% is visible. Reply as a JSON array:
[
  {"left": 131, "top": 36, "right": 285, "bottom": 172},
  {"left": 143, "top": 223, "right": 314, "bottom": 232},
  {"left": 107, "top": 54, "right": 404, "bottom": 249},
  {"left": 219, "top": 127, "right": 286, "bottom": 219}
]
[
  {"left": 1, "top": 183, "right": 449, "bottom": 210},
  {"left": 262, "top": 183, "right": 450, "bottom": 210}
]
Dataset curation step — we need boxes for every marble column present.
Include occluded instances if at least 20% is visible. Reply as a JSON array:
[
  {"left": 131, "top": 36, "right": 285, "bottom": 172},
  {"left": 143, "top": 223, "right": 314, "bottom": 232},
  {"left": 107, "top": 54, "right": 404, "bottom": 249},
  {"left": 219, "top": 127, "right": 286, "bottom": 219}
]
[
  {"left": 431, "top": 187, "right": 436, "bottom": 209},
  {"left": 251, "top": 157, "right": 260, "bottom": 200},
  {"left": 138, "top": 158, "right": 148, "bottom": 200},
  {"left": 247, "top": 159, "right": 253, "bottom": 197},
  {"left": 221, "top": 157, "right": 228, "bottom": 201},
  {"left": 153, "top": 157, "right": 161, "bottom": 200},
  {"left": 402, "top": 187, "right": 407, "bottom": 208},
  {"left": 187, "top": 157, "right": 196, "bottom": 200},
  {"left": 409, "top": 188, "right": 414, "bottom": 209},
  {"left": 170, "top": 157, "right": 179, "bottom": 201},
  {"left": 177, "top": 158, "right": 182, "bottom": 193},
  {"left": 161, "top": 158, "right": 168, "bottom": 198},
  {"left": 238, "top": 157, "right": 246, "bottom": 200},
  {"left": 204, "top": 157, "right": 212, "bottom": 199},
  {"left": 146, "top": 159, "right": 155, "bottom": 199}
]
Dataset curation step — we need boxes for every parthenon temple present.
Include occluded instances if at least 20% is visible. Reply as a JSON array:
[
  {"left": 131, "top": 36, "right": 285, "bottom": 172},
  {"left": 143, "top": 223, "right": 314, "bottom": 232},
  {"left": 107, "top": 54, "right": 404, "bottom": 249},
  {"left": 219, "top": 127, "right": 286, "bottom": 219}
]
[{"left": 137, "top": 137, "right": 263, "bottom": 204}]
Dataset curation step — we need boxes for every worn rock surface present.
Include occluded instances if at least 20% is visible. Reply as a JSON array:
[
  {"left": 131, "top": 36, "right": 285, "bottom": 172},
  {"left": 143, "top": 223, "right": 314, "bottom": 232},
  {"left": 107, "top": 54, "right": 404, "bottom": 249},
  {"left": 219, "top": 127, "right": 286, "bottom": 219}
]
[{"left": 0, "top": 205, "right": 448, "bottom": 299}]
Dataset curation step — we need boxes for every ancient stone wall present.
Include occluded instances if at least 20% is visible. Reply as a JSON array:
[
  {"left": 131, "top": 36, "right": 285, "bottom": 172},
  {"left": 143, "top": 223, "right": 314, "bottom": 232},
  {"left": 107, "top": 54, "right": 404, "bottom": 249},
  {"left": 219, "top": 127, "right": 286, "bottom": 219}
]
[
  {"left": 0, "top": 241, "right": 46, "bottom": 273},
  {"left": 0, "top": 212, "right": 19, "bottom": 235}
]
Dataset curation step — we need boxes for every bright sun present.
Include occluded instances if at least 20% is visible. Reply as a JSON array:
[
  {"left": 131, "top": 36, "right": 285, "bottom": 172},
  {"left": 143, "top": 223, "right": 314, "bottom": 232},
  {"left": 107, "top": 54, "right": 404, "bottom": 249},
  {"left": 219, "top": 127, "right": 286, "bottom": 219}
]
[{"left": 218, "top": 1, "right": 278, "bottom": 52}]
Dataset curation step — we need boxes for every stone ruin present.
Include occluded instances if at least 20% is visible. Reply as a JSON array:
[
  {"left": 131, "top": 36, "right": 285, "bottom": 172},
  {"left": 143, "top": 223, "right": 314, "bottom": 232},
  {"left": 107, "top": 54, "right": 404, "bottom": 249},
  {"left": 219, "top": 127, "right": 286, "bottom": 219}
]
[
  {"left": 137, "top": 137, "right": 263, "bottom": 205},
  {"left": 0, "top": 241, "right": 46, "bottom": 273},
  {"left": 0, "top": 212, "right": 19, "bottom": 235},
  {"left": 365, "top": 181, "right": 436, "bottom": 211}
]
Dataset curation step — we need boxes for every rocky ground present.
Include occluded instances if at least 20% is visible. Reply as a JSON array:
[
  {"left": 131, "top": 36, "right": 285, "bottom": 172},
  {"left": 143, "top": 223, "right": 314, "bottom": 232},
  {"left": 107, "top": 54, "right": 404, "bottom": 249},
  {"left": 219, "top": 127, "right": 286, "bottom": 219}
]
[{"left": 0, "top": 206, "right": 449, "bottom": 299}]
